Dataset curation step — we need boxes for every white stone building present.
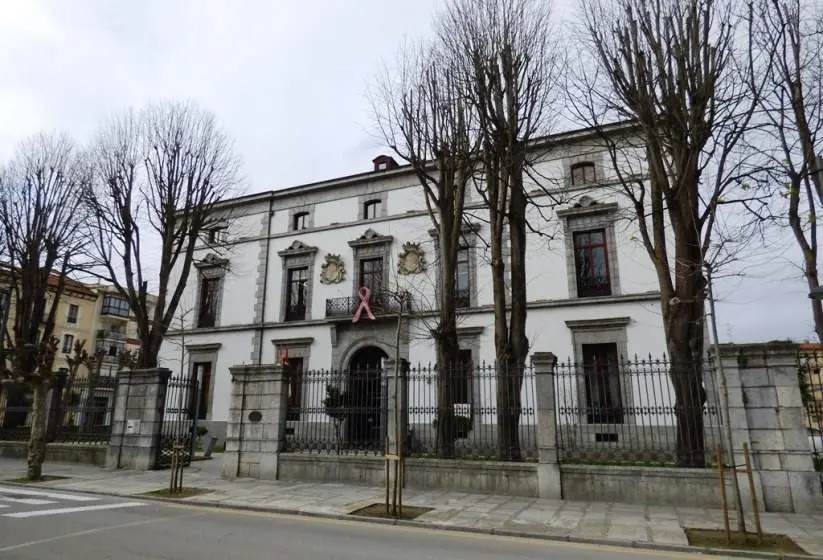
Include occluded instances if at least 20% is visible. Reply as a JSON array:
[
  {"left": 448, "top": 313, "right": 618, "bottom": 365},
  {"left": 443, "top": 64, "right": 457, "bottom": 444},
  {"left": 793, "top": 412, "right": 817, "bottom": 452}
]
[{"left": 159, "top": 125, "right": 669, "bottom": 443}]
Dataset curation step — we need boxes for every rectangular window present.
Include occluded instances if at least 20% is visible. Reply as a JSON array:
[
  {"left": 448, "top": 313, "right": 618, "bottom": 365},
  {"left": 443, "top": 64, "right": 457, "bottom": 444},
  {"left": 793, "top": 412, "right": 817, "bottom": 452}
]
[
  {"left": 359, "top": 257, "right": 384, "bottom": 306},
  {"left": 451, "top": 349, "right": 473, "bottom": 404},
  {"left": 286, "top": 267, "right": 308, "bottom": 321},
  {"left": 573, "top": 230, "right": 612, "bottom": 297},
  {"left": 62, "top": 334, "right": 74, "bottom": 354},
  {"left": 67, "top": 304, "right": 79, "bottom": 324},
  {"left": 191, "top": 362, "right": 212, "bottom": 420},
  {"left": 582, "top": 343, "right": 623, "bottom": 424},
  {"left": 101, "top": 296, "right": 129, "bottom": 317},
  {"left": 292, "top": 211, "right": 309, "bottom": 231},
  {"left": 455, "top": 246, "right": 471, "bottom": 308},
  {"left": 571, "top": 162, "right": 596, "bottom": 186},
  {"left": 197, "top": 276, "right": 221, "bottom": 328},
  {"left": 285, "top": 357, "right": 304, "bottom": 421},
  {"left": 363, "top": 199, "right": 381, "bottom": 220},
  {"left": 208, "top": 227, "right": 227, "bottom": 244}
]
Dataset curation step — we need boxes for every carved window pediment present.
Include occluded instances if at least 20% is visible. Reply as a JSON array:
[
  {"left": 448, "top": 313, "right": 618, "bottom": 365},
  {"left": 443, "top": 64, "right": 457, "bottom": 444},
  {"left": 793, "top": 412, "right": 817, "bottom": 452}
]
[
  {"left": 348, "top": 228, "right": 394, "bottom": 248},
  {"left": 556, "top": 197, "right": 619, "bottom": 219},
  {"left": 278, "top": 240, "right": 318, "bottom": 258},
  {"left": 195, "top": 252, "right": 229, "bottom": 270}
]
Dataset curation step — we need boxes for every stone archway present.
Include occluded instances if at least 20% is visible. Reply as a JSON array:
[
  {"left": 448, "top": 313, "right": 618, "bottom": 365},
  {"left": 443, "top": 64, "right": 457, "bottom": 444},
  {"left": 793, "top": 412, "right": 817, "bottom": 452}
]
[{"left": 346, "top": 345, "right": 388, "bottom": 449}]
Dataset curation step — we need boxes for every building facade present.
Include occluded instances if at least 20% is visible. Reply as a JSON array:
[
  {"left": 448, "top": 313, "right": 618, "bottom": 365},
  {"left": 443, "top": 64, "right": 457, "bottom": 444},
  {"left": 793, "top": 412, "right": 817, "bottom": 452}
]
[
  {"left": 0, "top": 274, "right": 152, "bottom": 431},
  {"left": 159, "top": 126, "right": 670, "bottom": 443}
]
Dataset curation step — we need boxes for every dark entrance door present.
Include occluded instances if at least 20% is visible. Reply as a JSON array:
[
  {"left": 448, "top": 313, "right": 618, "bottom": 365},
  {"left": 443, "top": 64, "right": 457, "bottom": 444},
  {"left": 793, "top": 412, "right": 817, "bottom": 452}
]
[
  {"left": 582, "top": 343, "right": 624, "bottom": 424},
  {"left": 347, "top": 346, "right": 387, "bottom": 450}
]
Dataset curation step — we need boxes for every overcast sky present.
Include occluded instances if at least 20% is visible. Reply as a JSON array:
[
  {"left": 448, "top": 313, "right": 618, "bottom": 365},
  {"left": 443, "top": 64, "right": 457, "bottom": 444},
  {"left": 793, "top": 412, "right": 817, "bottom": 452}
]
[{"left": 0, "top": 0, "right": 813, "bottom": 344}]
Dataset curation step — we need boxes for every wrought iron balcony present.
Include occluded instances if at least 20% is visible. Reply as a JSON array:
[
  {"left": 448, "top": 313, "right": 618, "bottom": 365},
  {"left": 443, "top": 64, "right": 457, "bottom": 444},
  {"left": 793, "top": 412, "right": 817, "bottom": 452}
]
[{"left": 325, "top": 290, "right": 412, "bottom": 319}]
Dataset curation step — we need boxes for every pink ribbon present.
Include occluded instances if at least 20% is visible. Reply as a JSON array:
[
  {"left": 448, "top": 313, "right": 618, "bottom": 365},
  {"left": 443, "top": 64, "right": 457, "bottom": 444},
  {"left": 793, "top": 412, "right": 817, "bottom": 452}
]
[{"left": 352, "top": 286, "right": 376, "bottom": 323}]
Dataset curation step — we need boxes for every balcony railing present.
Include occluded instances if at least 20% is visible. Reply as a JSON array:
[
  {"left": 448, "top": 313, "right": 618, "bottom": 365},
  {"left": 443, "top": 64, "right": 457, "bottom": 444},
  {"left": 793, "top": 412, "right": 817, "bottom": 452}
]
[
  {"left": 96, "top": 329, "right": 125, "bottom": 341},
  {"left": 325, "top": 290, "right": 412, "bottom": 319}
]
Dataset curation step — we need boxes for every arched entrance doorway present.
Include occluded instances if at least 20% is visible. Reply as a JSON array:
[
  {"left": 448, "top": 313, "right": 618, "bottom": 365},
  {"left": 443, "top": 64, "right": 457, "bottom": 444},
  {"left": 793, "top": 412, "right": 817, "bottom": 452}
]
[{"left": 347, "top": 345, "right": 388, "bottom": 450}]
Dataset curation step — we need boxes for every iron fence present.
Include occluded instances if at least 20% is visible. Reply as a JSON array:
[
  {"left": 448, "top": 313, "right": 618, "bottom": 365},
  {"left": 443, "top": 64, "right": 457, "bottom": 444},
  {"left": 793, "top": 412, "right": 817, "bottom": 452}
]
[
  {"left": 799, "top": 352, "right": 823, "bottom": 474},
  {"left": 405, "top": 362, "right": 538, "bottom": 462},
  {"left": 554, "top": 355, "right": 722, "bottom": 467},
  {"left": 0, "top": 374, "right": 118, "bottom": 445},
  {"left": 284, "top": 367, "right": 386, "bottom": 455},
  {"left": 155, "top": 375, "right": 200, "bottom": 469}
]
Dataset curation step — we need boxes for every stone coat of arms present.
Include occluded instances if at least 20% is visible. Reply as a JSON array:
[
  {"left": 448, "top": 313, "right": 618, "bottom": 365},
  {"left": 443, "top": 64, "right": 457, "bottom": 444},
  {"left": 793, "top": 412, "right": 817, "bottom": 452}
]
[
  {"left": 398, "top": 242, "right": 427, "bottom": 275},
  {"left": 320, "top": 254, "right": 346, "bottom": 284}
]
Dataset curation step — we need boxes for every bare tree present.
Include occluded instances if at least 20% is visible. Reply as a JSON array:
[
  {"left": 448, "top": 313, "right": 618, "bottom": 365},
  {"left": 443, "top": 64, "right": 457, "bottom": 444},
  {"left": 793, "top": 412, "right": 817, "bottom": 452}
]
[
  {"left": 572, "top": 0, "right": 769, "bottom": 467},
  {"left": 752, "top": 0, "right": 823, "bottom": 340},
  {"left": 435, "top": 0, "right": 563, "bottom": 460},
  {"left": 371, "top": 41, "right": 479, "bottom": 457},
  {"left": 0, "top": 133, "right": 89, "bottom": 479},
  {"left": 85, "top": 101, "right": 241, "bottom": 369}
]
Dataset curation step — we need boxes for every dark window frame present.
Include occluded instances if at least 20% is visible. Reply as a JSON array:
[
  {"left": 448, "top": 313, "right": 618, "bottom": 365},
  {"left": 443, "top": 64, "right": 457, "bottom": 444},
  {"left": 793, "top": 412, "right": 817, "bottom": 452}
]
[
  {"left": 570, "top": 162, "right": 597, "bottom": 186},
  {"left": 582, "top": 343, "right": 624, "bottom": 424},
  {"left": 573, "top": 229, "right": 612, "bottom": 297},
  {"left": 292, "top": 211, "right": 309, "bottom": 231},
  {"left": 363, "top": 199, "right": 382, "bottom": 220},
  {"left": 67, "top": 304, "right": 79, "bottom": 324},
  {"left": 285, "top": 357, "right": 304, "bottom": 421},
  {"left": 62, "top": 334, "right": 74, "bottom": 354},
  {"left": 197, "top": 276, "right": 221, "bottom": 328},
  {"left": 455, "top": 246, "right": 471, "bottom": 308},
  {"left": 285, "top": 267, "right": 309, "bottom": 321}
]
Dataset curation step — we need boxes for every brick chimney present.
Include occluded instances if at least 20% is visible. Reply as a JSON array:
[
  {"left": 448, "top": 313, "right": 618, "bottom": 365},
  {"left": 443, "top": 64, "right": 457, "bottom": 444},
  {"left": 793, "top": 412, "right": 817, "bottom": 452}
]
[{"left": 372, "top": 155, "right": 399, "bottom": 171}]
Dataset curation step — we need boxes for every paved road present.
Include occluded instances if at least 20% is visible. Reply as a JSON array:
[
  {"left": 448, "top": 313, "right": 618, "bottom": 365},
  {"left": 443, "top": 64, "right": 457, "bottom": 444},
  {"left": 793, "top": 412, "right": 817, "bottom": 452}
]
[{"left": 0, "top": 487, "right": 736, "bottom": 560}]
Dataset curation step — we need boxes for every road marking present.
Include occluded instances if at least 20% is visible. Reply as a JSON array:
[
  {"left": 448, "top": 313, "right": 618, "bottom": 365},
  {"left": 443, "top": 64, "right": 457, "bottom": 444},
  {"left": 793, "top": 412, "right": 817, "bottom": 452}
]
[
  {"left": 0, "top": 486, "right": 100, "bottom": 502},
  {"left": 3, "top": 501, "right": 147, "bottom": 518},
  {"left": 0, "top": 512, "right": 205, "bottom": 553},
  {"left": 0, "top": 497, "right": 57, "bottom": 506}
]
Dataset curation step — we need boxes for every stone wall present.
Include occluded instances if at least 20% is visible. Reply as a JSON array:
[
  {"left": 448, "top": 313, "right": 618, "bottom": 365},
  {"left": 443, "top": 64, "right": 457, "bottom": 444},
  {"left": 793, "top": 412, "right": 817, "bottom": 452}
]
[
  {"left": 277, "top": 453, "right": 538, "bottom": 497},
  {"left": 560, "top": 464, "right": 731, "bottom": 508},
  {"left": 0, "top": 442, "right": 106, "bottom": 466}
]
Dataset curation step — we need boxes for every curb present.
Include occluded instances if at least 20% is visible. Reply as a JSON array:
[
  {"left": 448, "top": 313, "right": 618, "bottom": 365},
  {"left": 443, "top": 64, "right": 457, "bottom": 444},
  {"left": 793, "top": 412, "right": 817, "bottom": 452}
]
[{"left": 2, "top": 480, "right": 819, "bottom": 560}]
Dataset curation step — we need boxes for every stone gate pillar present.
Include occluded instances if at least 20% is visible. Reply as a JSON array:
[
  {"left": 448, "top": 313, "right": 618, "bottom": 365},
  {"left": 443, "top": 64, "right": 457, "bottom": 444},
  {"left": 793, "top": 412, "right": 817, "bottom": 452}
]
[
  {"left": 533, "top": 352, "right": 562, "bottom": 499},
  {"left": 106, "top": 368, "right": 171, "bottom": 470},
  {"left": 222, "top": 364, "right": 287, "bottom": 480}
]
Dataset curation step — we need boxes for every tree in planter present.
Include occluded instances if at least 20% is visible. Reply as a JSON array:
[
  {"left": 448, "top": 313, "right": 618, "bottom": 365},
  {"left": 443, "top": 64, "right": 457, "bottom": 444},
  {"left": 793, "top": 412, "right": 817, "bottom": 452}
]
[
  {"left": 0, "top": 133, "right": 90, "bottom": 480},
  {"left": 572, "top": 0, "right": 770, "bottom": 467},
  {"left": 84, "top": 101, "right": 241, "bottom": 370},
  {"left": 323, "top": 385, "right": 351, "bottom": 455}
]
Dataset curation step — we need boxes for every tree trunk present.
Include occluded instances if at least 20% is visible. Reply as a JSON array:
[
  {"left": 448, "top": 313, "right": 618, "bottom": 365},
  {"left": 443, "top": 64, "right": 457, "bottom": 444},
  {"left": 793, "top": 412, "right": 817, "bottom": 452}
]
[
  {"left": 662, "top": 262, "right": 708, "bottom": 468},
  {"left": 499, "top": 155, "right": 529, "bottom": 462},
  {"left": 26, "top": 382, "right": 48, "bottom": 480},
  {"left": 434, "top": 216, "right": 462, "bottom": 458}
]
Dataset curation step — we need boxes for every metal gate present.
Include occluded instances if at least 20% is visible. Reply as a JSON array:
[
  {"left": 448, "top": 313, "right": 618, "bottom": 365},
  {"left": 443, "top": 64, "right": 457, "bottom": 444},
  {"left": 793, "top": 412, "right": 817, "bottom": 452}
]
[{"left": 155, "top": 375, "right": 200, "bottom": 469}]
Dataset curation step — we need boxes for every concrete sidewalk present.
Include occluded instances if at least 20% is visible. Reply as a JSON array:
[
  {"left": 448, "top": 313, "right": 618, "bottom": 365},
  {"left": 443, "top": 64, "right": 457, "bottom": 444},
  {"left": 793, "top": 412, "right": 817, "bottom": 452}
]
[{"left": 1, "top": 457, "right": 822, "bottom": 558}]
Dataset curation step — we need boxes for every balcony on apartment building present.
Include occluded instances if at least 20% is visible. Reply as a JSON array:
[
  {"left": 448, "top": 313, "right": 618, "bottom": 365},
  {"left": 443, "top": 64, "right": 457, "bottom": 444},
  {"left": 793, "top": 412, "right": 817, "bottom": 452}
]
[
  {"left": 325, "top": 290, "right": 413, "bottom": 320},
  {"left": 100, "top": 295, "right": 130, "bottom": 319}
]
